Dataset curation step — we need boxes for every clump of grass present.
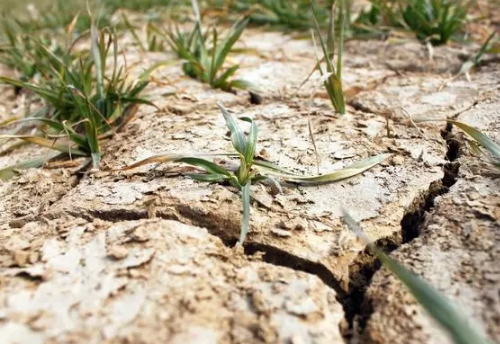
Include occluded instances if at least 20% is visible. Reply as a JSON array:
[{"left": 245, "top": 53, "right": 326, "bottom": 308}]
[
  {"left": 0, "top": 16, "right": 41, "bottom": 80},
  {"left": 355, "top": 0, "right": 471, "bottom": 45},
  {"left": 343, "top": 210, "right": 495, "bottom": 344},
  {"left": 311, "top": 0, "right": 346, "bottom": 114},
  {"left": 231, "top": 0, "right": 331, "bottom": 31},
  {"left": 119, "top": 102, "right": 390, "bottom": 244},
  {"left": 6, "top": 0, "right": 111, "bottom": 33},
  {"left": 0, "top": 21, "right": 155, "bottom": 177},
  {"left": 165, "top": 0, "right": 254, "bottom": 93},
  {"left": 401, "top": 0, "right": 471, "bottom": 45},
  {"left": 104, "top": 0, "right": 176, "bottom": 12}
]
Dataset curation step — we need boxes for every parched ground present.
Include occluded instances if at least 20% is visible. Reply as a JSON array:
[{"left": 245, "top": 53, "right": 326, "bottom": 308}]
[{"left": 0, "top": 11, "right": 499, "bottom": 344}]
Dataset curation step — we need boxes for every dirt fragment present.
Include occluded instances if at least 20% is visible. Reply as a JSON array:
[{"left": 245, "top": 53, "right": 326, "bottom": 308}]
[{"left": 107, "top": 245, "right": 129, "bottom": 260}]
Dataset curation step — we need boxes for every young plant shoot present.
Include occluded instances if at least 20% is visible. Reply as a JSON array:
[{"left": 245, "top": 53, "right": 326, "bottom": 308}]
[
  {"left": 311, "top": 0, "right": 346, "bottom": 114},
  {"left": 119, "top": 102, "right": 390, "bottom": 245}
]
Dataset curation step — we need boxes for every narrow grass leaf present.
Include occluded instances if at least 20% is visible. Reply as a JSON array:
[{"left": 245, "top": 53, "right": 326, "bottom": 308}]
[
  {"left": 342, "top": 210, "right": 494, "bottom": 344},
  {"left": 259, "top": 153, "right": 390, "bottom": 184},
  {"left": 0, "top": 135, "right": 88, "bottom": 156},
  {"left": 0, "top": 152, "right": 62, "bottom": 181},
  {"left": 239, "top": 179, "right": 251, "bottom": 244},
  {"left": 217, "top": 102, "right": 247, "bottom": 155},
  {"left": 119, "top": 153, "right": 236, "bottom": 171},
  {"left": 188, "top": 173, "right": 230, "bottom": 183},
  {"left": 179, "top": 157, "right": 232, "bottom": 176},
  {"left": 244, "top": 118, "right": 258, "bottom": 163},
  {"left": 447, "top": 120, "right": 500, "bottom": 159}
]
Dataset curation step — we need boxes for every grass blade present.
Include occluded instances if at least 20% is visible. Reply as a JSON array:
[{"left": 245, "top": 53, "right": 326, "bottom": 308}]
[
  {"left": 239, "top": 179, "right": 251, "bottom": 244},
  {"left": 180, "top": 157, "right": 232, "bottom": 176},
  {"left": 0, "top": 135, "right": 88, "bottom": 156},
  {"left": 188, "top": 173, "right": 230, "bottom": 183},
  {"left": 217, "top": 102, "right": 247, "bottom": 155},
  {"left": 90, "top": 24, "right": 104, "bottom": 99},
  {"left": 118, "top": 153, "right": 237, "bottom": 171},
  {"left": 342, "top": 210, "right": 494, "bottom": 344},
  {"left": 244, "top": 118, "right": 258, "bottom": 164},
  {"left": 447, "top": 120, "right": 500, "bottom": 159},
  {"left": 0, "top": 152, "right": 62, "bottom": 181},
  {"left": 258, "top": 153, "right": 390, "bottom": 184}
]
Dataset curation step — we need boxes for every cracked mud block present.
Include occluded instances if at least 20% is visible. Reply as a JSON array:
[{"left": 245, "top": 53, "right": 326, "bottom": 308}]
[
  {"left": 358, "top": 171, "right": 500, "bottom": 344},
  {"left": 44, "top": 100, "right": 447, "bottom": 289},
  {"left": 350, "top": 65, "right": 500, "bottom": 120},
  {"left": 0, "top": 219, "right": 344, "bottom": 344},
  {"left": 344, "top": 40, "right": 469, "bottom": 75},
  {"left": 0, "top": 146, "right": 87, "bottom": 230},
  {"left": 456, "top": 84, "right": 500, "bottom": 143},
  {"left": 354, "top": 91, "right": 500, "bottom": 343},
  {"left": 237, "top": 30, "right": 394, "bottom": 100}
]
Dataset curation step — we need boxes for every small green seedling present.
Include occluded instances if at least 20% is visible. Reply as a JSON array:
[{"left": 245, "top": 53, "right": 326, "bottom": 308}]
[
  {"left": 0, "top": 21, "right": 156, "bottom": 177},
  {"left": 311, "top": 0, "right": 346, "bottom": 114},
  {"left": 342, "top": 210, "right": 495, "bottom": 344},
  {"left": 119, "top": 102, "right": 390, "bottom": 244},
  {"left": 165, "top": 0, "right": 254, "bottom": 93}
]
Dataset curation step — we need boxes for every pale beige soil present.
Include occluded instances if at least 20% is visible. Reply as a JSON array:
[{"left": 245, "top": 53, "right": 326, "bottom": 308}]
[{"left": 0, "top": 11, "right": 499, "bottom": 344}]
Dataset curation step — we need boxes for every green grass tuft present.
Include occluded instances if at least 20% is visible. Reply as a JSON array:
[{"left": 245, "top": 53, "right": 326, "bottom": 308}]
[
  {"left": 164, "top": 0, "right": 254, "bottom": 93},
  {"left": 354, "top": 0, "right": 472, "bottom": 45},
  {"left": 0, "top": 19, "right": 155, "bottom": 172}
]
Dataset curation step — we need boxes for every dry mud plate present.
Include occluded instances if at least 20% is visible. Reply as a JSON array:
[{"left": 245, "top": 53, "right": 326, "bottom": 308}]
[{"left": 1, "top": 5, "right": 500, "bottom": 344}]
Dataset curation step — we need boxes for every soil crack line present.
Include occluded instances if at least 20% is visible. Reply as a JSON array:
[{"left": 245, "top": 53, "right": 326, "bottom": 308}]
[{"left": 340, "top": 122, "right": 463, "bottom": 342}]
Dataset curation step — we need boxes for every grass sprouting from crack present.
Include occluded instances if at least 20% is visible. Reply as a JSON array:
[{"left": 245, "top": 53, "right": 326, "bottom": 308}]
[
  {"left": 119, "top": 102, "right": 390, "bottom": 244},
  {"left": 343, "top": 210, "right": 495, "bottom": 344}
]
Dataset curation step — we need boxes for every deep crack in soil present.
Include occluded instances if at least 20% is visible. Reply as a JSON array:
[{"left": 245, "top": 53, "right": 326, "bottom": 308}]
[{"left": 339, "top": 121, "right": 463, "bottom": 342}]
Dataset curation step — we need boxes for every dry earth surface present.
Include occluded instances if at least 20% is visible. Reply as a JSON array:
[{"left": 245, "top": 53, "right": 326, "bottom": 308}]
[{"left": 0, "top": 8, "right": 499, "bottom": 344}]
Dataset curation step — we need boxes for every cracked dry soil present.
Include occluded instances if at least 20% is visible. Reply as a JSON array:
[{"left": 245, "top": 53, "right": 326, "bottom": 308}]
[{"left": 1, "top": 16, "right": 500, "bottom": 344}]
